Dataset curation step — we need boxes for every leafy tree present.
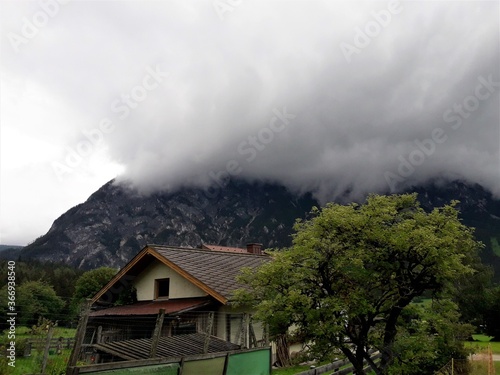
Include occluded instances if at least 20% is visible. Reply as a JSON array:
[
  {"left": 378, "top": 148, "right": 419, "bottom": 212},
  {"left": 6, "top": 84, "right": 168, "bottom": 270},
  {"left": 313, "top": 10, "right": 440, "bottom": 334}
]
[
  {"left": 0, "top": 260, "right": 83, "bottom": 297},
  {"left": 0, "top": 260, "right": 83, "bottom": 325},
  {"left": 72, "top": 267, "right": 117, "bottom": 305},
  {"left": 483, "top": 286, "right": 500, "bottom": 340},
  {"left": 387, "top": 300, "right": 473, "bottom": 375},
  {"left": 15, "top": 281, "right": 64, "bottom": 325},
  {"left": 453, "top": 262, "right": 493, "bottom": 331},
  {"left": 235, "top": 194, "right": 482, "bottom": 374}
]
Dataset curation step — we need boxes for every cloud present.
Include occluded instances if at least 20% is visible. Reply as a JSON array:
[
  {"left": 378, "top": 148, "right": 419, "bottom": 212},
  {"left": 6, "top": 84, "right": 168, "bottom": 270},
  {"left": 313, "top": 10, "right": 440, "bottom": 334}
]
[
  {"left": 106, "top": 0, "right": 499, "bottom": 202},
  {"left": 1, "top": 0, "right": 499, "bottom": 236}
]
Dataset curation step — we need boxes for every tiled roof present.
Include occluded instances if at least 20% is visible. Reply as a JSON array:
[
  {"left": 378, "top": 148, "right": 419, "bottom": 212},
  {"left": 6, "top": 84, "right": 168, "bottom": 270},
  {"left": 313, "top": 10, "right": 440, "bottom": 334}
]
[
  {"left": 149, "top": 245, "right": 270, "bottom": 300},
  {"left": 94, "top": 333, "right": 240, "bottom": 360},
  {"left": 90, "top": 297, "right": 212, "bottom": 317},
  {"left": 201, "top": 244, "right": 248, "bottom": 253}
]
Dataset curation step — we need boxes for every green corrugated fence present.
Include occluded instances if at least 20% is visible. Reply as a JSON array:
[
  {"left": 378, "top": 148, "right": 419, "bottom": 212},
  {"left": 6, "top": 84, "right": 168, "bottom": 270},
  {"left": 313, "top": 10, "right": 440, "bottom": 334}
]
[
  {"left": 71, "top": 347, "right": 271, "bottom": 375},
  {"left": 226, "top": 348, "right": 271, "bottom": 375},
  {"left": 182, "top": 356, "right": 226, "bottom": 375},
  {"left": 82, "top": 363, "right": 180, "bottom": 375}
]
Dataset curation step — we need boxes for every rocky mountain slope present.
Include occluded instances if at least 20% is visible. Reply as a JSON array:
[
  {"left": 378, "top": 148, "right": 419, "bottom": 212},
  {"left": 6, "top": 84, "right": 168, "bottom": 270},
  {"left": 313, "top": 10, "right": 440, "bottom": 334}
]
[
  {"left": 17, "top": 180, "right": 317, "bottom": 269},
  {"left": 10, "top": 179, "right": 500, "bottom": 276}
]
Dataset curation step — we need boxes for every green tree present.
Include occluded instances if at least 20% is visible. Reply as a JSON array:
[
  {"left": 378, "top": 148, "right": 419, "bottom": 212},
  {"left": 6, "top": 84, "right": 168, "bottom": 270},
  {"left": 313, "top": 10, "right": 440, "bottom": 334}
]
[
  {"left": 453, "top": 262, "right": 493, "bottom": 331},
  {"left": 72, "top": 267, "right": 117, "bottom": 305},
  {"left": 15, "top": 281, "right": 64, "bottom": 325},
  {"left": 483, "top": 286, "right": 500, "bottom": 340},
  {"left": 387, "top": 300, "right": 473, "bottom": 374},
  {"left": 235, "top": 194, "right": 482, "bottom": 374},
  {"left": 74, "top": 267, "right": 117, "bottom": 300}
]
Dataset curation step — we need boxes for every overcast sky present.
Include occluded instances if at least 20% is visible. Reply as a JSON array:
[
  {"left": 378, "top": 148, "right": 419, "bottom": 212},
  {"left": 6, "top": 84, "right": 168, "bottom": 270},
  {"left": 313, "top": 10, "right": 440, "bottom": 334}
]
[{"left": 1, "top": 0, "right": 499, "bottom": 246}]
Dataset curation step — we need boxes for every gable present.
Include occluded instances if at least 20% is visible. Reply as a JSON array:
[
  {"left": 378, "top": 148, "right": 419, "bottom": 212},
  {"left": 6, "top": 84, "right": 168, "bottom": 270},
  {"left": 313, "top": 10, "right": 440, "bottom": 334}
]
[
  {"left": 133, "top": 260, "right": 207, "bottom": 301},
  {"left": 152, "top": 246, "right": 270, "bottom": 300},
  {"left": 91, "top": 245, "right": 270, "bottom": 306}
]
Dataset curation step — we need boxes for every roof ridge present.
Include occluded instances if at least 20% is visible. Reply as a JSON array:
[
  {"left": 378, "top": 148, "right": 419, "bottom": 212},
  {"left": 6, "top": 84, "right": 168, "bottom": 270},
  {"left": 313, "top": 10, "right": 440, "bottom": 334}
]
[{"left": 149, "top": 244, "right": 269, "bottom": 257}]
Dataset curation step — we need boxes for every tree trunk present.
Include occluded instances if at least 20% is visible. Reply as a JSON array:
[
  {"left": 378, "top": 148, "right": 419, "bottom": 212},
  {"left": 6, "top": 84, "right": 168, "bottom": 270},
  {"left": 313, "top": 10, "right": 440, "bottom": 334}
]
[
  {"left": 275, "top": 333, "right": 291, "bottom": 367},
  {"left": 379, "top": 305, "right": 403, "bottom": 371},
  {"left": 340, "top": 346, "right": 365, "bottom": 375}
]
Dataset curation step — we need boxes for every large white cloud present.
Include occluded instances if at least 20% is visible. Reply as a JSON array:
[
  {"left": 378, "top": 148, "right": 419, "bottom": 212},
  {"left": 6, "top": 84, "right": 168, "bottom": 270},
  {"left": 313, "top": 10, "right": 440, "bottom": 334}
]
[{"left": 0, "top": 0, "right": 498, "bottom": 244}]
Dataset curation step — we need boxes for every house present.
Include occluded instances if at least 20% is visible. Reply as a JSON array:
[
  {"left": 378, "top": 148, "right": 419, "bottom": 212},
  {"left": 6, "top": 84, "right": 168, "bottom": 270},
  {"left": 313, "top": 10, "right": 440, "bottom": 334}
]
[{"left": 87, "top": 243, "right": 270, "bottom": 361}]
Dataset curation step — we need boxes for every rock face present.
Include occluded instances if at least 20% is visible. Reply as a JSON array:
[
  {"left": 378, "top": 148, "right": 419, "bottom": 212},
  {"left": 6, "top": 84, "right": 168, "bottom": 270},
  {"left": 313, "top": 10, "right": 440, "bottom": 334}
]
[
  {"left": 19, "top": 180, "right": 318, "bottom": 269},
  {"left": 14, "top": 179, "right": 500, "bottom": 275}
]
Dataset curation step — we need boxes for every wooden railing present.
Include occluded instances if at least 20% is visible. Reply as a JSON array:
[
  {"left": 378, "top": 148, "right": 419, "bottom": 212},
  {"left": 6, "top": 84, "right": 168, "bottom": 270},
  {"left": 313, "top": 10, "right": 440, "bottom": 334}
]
[{"left": 24, "top": 337, "right": 75, "bottom": 356}]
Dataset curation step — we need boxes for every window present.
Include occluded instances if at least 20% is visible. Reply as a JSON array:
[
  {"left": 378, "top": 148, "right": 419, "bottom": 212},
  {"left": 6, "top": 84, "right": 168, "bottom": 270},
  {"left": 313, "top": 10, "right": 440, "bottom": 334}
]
[{"left": 155, "top": 278, "right": 170, "bottom": 299}]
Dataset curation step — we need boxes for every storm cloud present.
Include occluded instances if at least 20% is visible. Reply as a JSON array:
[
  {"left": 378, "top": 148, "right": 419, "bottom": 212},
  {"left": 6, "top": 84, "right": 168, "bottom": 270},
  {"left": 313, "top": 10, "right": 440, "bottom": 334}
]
[{"left": 1, "top": 0, "right": 499, "bottom": 243}]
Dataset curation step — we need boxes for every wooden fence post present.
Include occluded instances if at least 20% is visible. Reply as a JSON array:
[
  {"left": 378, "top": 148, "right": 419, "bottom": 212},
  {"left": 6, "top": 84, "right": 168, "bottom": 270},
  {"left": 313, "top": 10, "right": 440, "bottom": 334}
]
[
  {"left": 150, "top": 309, "right": 165, "bottom": 358},
  {"left": 178, "top": 356, "right": 185, "bottom": 375},
  {"left": 263, "top": 323, "right": 269, "bottom": 346},
  {"left": 24, "top": 341, "right": 32, "bottom": 357},
  {"left": 66, "top": 300, "right": 91, "bottom": 373},
  {"left": 41, "top": 324, "right": 54, "bottom": 374},
  {"left": 249, "top": 317, "right": 257, "bottom": 348},
  {"left": 96, "top": 326, "right": 103, "bottom": 344},
  {"left": 223, "top": 352, "right": 230, "bottom": 375},
  {"left": 203, "top": 312, "right": 214, "bottom": 354},
  {"left": 56, "top": 337, "right": 63, "bottom": 355},
  {"left": 234, "top": 315, "right": 242, "bottom": 345},
  {"left": 241, "top": 313, "right": 249, "bottom": 348}
]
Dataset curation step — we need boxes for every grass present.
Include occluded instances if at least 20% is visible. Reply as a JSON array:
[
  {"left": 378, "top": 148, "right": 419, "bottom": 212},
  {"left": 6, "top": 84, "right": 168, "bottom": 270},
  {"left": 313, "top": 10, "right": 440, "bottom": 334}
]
[
  {"left": 2, "top": 349, "right": 71, "bottom": 375},
  {"left": 464, "top": 334, "right": 500, "bottom": 355},
  {"left": 1, "top": 326, "right": 76, "bottom": 375},
  {"left": 412, "top": 297, "right": 432, "bottom": 306},
  {"left": 273, "top": 335, "right": 500, "bottom": 375},
  {"left": 272, "top": 364, "right": 313, "bottom": 375},
  {"left": 272, "top": 360, "right": 348, "bottom": 375},
  {"left": 491, "top": 237, "right": 500, "bottom": 257},
  {"left": 15, "top": 326, "right": 77, "bottom": 338}
]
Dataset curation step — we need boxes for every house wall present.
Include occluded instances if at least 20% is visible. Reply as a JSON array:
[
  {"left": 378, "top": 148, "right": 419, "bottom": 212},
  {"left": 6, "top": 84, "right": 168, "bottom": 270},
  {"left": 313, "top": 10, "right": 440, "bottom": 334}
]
[
  {"left": 215, "top": 305, "right": 265, "bottom": 348},
  {"left": 133, "top": 261, "right": 207, "bottom": 301}
]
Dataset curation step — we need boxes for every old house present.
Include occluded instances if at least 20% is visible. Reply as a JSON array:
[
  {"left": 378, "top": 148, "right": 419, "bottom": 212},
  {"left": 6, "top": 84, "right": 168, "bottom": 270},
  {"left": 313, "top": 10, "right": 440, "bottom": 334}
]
[{"left": 86, "top": 243, "right": 270, "bottom": 361}]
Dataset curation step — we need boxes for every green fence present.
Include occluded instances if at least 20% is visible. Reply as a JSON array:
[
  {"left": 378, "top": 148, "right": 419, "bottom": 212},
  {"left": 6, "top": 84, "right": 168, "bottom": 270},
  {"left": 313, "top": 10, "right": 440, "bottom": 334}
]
[
  {"left": 68, "top": 347, "right": 271, "bottom": 375},
  {"left": 82, "top": 363, "right": 180, "bottom": 375},
  {"left": 226, "top": 349, "right": 271, "bottom": 375}
]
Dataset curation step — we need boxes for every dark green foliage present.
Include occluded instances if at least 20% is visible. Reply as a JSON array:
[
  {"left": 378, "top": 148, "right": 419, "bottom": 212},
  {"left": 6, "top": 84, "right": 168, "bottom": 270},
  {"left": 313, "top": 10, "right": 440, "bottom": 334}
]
[
  {"left": 115, "top": 285, "right": 137, "bottom": 306},
  {"left": 0, "top": 259, "right": 83, "bottom": 299},
  {"left": 72, "top": 267, "right": 117, "bottom": 306},
  {"left": 236, "top": 193, "right": 482, "bottom": 375},
  {"left": 453, "top": 262, "right": 493, "bottom": 330},
  {"left": 484, "top": 286, "right": 500, "bottom": 340},
  {"left": 9, "top": 281, "right": 65, "bottom": 326},
  {"left": 388, "top": 300, "right": 473, "bottom": 375},
  {"left": 0, "top": 260, "right": 83, "bottom": 327}
]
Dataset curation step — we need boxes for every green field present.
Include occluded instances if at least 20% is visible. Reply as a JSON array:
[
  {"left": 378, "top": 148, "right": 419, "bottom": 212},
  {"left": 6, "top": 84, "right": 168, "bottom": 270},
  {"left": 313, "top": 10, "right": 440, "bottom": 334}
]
[
  {"left": 5, "top": 350, "right": 71, "bottom": 375},
  {"left": 1, "top": 326, "right": 76, "bottom": 375},
  {"left": 272, "top": 364, "right": 312, "bottom": 375},
  {"left": 465, "top": 334, "right": 500, "bottom": 355},
  {"left": 491, "top": 237, "right": 500, "bottom": 257}
]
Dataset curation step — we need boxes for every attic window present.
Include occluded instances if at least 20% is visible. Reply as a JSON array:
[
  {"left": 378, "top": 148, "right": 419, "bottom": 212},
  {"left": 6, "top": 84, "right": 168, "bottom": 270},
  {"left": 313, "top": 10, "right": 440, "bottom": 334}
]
[{"left": 155, "top": 278, "right": 170, "bottom": 299}]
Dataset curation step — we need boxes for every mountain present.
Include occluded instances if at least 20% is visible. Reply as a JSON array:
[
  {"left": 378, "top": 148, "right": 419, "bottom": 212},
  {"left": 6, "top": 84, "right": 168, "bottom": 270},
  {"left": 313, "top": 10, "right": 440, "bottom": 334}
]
[
  {"left": 0, "top": 245, "right": 23, "bottom": 260},
  {"left": 0, "top": 245, "right": 23, "bottom": 252},
  {"left": 9, "top": 179, "right": 500, "bottom": 278},
  {"left": 16, "top": 180, "right": 318, "bottom": 269}
]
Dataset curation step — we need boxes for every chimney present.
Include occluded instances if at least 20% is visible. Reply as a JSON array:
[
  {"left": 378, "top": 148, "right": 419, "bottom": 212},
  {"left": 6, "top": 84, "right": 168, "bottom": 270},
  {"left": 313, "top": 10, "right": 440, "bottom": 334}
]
[{"left": 246, "top": 243, "right": 263, "bottom": 255}]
